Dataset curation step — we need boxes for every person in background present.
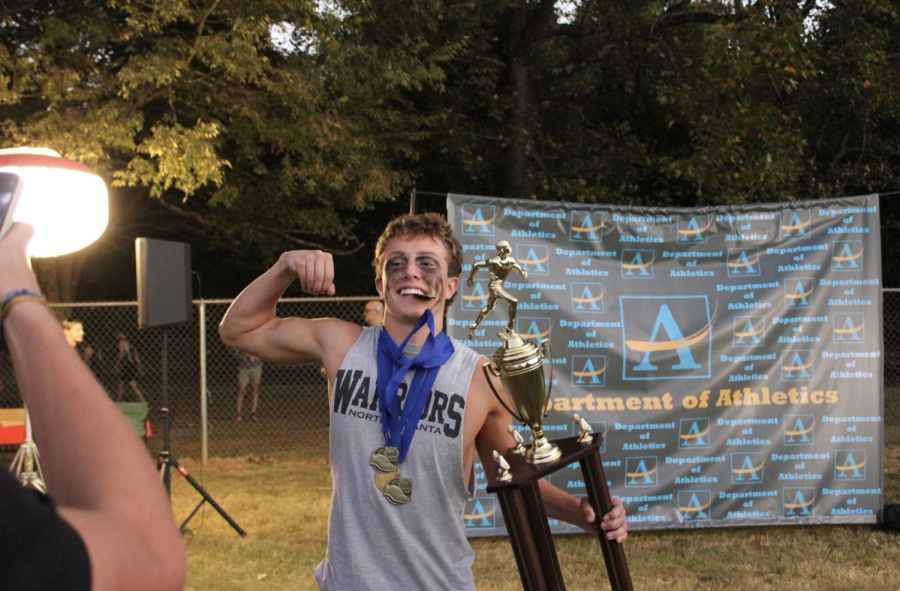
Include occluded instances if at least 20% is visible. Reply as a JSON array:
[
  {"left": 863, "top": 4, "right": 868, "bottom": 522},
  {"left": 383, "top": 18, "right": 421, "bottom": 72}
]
[
  {"left": 62, "top": 319, "right": 104, "bottom": 380},
  {"left": 115, "top": 331, "right": 145, "bottom": 403},
  {"left": 0, "top": 223, "right": 185, "bottom": 591},
  {"left": 234, "top": 350, "right": 263, "bottom": 421},
  {"left": 363, "top": 298, "right": 384, "bottom": 327}
]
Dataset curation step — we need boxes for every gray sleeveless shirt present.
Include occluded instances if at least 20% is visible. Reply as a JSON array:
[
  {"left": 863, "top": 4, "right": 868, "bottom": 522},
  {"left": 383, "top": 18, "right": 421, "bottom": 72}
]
[{"left": 315, "top": 326, "right": 482, "bottom": 591}]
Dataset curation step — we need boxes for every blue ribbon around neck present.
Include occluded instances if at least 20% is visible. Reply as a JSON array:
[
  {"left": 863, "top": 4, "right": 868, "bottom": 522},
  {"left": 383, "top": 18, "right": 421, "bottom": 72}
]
[{"left": 376, "top": 310, "right": 455, "bottom": 464}]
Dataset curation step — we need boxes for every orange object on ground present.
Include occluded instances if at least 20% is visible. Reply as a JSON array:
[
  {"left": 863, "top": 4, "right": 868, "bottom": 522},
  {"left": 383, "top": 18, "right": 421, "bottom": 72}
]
[{"left": 0, "top": 408, "right": 26, "bottom": 445}]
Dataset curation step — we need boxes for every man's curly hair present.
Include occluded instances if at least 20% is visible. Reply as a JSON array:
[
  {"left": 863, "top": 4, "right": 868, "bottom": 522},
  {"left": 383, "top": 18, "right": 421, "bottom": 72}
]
[{"left": 372, "top": 213, "right": 463, "bottom": 307}]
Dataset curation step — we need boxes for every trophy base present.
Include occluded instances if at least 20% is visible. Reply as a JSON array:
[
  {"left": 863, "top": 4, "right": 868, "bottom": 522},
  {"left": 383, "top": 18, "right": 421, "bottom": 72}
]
[
  {"left": 525, "top": 439, "right": 562, "bottom": 464},
  {"left": 486, "top": 435, "right": 633, "bottom": 591}
]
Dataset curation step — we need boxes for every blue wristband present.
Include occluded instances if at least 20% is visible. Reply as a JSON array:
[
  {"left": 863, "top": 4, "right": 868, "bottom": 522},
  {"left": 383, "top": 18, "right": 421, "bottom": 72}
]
[
  {"left": 1, "top": 289, "right": 43, "bottom": 310},
  {"left": 0, "top": 289, "right": 47, "bottom": 329}
]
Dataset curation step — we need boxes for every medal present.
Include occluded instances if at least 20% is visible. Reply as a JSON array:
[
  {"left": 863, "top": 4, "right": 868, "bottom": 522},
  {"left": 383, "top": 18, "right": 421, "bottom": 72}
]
[
  {"left": 370, "top": 446, "right": 400, "bottom": 473},
  {"left": 372, "top": 312, "right": 454, "bottom": 504},
  {"left": 371, "top": 445, "right": 411, "bottom": 499},
  {"left": 375, "top": 470, "right": 400, "bottom": 491},
  {"left": 383, "top": 476, "right": 413, "bottom": 505}
]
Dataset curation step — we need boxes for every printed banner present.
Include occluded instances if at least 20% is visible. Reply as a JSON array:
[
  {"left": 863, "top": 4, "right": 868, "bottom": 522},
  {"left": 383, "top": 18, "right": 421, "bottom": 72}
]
[{"left": 448, "top": 194, "right": 884, "bottom": 535}]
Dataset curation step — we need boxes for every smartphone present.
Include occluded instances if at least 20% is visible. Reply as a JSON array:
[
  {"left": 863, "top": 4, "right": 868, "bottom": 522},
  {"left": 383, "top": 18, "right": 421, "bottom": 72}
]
[{"left": 0, "top": 171, "right": 24, "bottom": 240}]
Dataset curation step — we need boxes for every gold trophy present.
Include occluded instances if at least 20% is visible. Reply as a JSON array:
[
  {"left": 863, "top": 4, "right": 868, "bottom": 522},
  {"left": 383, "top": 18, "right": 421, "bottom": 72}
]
[{"left": 468, "top": 241, "right": 561, "bottom": 464}]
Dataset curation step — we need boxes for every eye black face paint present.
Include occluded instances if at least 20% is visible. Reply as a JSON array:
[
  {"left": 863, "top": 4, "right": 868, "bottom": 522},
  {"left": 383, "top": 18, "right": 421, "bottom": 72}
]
[
  {"left": 384, "top": 253, "right": 442, "bottom": 301},
  {"left": 385, "top": 255, "right": 408, "bottom": 285},
  {"left": 427, "top": 276, "right": 444, "bottom": 307},
  {"left": 417, "top": 256, "right": 441, "bottom": 301}
]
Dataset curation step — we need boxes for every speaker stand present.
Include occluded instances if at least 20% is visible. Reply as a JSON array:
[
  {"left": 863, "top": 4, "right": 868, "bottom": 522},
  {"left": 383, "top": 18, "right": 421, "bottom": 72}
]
[{"left": 155, "top": 326, "right": 246, "bottom": 537}]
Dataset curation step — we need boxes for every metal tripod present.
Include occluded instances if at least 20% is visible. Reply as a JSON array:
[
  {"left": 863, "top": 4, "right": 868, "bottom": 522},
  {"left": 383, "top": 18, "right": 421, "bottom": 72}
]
[
  {"left": 10, "top": 408, "right": 46, "bottom": 492},
  {"left": 156, "top": 326, "right": 245, "bottom": 537}
]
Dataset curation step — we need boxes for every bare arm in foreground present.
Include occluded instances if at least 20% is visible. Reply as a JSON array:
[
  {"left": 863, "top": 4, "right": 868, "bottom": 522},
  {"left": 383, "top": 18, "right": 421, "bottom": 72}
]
[{"left": 0, "top": 224, "right": 186, "bottom": 591}]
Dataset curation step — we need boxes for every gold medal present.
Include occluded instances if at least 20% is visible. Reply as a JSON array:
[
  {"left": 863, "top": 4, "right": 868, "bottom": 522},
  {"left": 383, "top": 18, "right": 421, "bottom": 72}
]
[
  {"left": 370, "top": 446, "right": 400, "bottom": 473},
  {"left": 375, "top": 470, "right": 400, "bottom": 491},
  {"left": 383, "top": 477, "right": 413, "bottom": 505}
]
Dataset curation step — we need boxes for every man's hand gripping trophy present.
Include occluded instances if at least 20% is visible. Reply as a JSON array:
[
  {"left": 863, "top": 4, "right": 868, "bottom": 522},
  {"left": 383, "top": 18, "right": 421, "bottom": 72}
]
[{"left": 467, "top": 240, "right": 528, "bottom": 340}]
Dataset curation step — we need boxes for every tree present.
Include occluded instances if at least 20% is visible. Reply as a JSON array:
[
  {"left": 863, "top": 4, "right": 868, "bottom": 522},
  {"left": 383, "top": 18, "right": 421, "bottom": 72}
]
[
  {"left": 387, "top": 0, "right": 900, "bottom": 209},
  {"left": 5, "top": 1, "right": 900, "bottom": 299},
  {"left": 1, "top": 0, "right": 455, "bottom": 300}
]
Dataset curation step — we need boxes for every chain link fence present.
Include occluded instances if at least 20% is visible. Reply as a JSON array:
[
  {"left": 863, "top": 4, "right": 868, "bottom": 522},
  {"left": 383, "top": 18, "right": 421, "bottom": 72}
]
[
  {"left": 1, "top": 294, "right": 898, "bottom": 478},
  {"left": 0, "top": 297, "right": 374, "bottom": 464},
  {"left": 197, "top": 298, "right": 372, "bottom": 460},
  {"left": 882, "top": 290, "right": 900, "bottom": 460}
]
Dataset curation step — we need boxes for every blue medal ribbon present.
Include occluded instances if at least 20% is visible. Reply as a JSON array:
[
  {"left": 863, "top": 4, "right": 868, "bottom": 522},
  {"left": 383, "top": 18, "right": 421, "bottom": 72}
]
[{"left": 376, "top": 310, "right": 455, "bottom": 464}]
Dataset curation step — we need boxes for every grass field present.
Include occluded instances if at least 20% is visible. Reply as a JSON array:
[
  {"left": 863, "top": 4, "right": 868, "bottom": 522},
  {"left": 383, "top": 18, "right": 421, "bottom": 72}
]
[
  {"left": 4, "top": 385, "right": 898, "bottom": 589},
  {"left": 170, "top": 443, "right": 900, "bottom": 591}
]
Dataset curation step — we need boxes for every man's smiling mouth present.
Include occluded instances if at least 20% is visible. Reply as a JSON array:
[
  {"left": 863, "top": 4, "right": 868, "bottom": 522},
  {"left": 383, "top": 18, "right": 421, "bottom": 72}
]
[{"left": 399, "top": 288, "right": 436, "bottom": 300}]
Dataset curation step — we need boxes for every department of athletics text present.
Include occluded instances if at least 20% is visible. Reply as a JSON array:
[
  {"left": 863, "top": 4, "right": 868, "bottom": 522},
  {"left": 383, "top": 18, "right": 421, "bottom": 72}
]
[
  {"left": 503, "top": 208, "right": 566, "bottom": 219},
  {"left": 549, "top": 386, "right": 839, "bottom": 412},
  {"left": 818, "top": 206, "right": 877, "bottom": 217},
  {"left": 717, "top": 214, "right": 777, "bottom": 222},
  {"left": 612, "top": 214, "right": 673, "bottom": 224}
]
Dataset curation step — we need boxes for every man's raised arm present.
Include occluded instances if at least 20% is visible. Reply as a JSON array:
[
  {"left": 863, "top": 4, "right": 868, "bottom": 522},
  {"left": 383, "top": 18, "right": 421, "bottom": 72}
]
[{"left": 220, "top": 250, "right": 351, "bottom": 367}]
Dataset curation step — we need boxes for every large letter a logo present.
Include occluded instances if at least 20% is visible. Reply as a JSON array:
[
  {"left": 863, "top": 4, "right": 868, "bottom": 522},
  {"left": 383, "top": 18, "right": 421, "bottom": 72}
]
[
  {"left": 569, "top": 211, "right": 605, "bottom": 241},
  {"left": 633, "top": 305, "right": 702, "bottom": 371},
  {"left": 781, "top": 209, "right": 810, "bottom": 239},
  {"left": 621, "top": 296, "right": 715, "bottom": 380},
  {"left": 462, "top": 205, "right": 495, "bottom": 235}
]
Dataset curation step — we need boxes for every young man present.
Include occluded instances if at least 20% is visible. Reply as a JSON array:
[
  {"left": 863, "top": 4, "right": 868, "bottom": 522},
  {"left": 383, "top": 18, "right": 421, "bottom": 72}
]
[{"left": 219, "top": 213, "right": 627, "bottom": 590}]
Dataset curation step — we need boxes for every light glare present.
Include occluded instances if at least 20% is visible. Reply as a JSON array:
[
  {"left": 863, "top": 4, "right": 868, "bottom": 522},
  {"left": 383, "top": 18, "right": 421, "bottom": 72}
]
[{"left": 0, "top": 150, "right": 109, "bottom": 258}]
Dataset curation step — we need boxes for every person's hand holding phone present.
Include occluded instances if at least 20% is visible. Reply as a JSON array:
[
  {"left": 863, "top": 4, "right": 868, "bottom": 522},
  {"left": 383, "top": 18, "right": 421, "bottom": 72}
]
[
  {"left": 0, "top": 223, "right": 40, "bottom": 301},
  {"left": 0, "top": 171, "right": 24, "bottom": 240},
  {"left": 0, "top": 172, "right": 37, "bottom": 298}
]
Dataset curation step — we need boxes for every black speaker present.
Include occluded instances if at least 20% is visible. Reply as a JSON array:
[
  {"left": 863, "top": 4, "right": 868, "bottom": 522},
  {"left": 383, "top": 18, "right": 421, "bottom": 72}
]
[{"left": 135, "top": 238, "right": 192, "bottom": 329}]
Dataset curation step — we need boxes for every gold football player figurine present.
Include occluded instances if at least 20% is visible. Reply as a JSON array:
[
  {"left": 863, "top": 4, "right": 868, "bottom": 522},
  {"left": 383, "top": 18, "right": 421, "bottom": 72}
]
[{"left": 467, "top": 240, "right": 528, "bottom": 339}]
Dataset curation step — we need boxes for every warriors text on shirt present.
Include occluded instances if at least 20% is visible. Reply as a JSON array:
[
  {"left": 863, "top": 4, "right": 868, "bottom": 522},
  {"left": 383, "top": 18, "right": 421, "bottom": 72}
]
[{"left": 333, "top": 369, "right": 465, "bottom": 438}]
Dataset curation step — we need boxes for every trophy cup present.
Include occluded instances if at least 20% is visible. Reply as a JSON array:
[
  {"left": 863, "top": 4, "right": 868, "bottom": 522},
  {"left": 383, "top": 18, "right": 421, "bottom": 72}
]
[
  {"left": 469, "top": 241, "right": 634, "bottom": 591},
  {"left": 467, "top": 240, "right": 561, "bottom": 464}
]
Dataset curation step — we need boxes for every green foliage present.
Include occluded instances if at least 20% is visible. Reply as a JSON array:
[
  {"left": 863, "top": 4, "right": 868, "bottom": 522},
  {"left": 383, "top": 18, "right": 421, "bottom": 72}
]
[
  {"left": 0, "top": 0, "right": 449, "bottom": 260},
  {"left": 117, "top": 121, "right": 230, "bottom": 198},
  {"left": 4, "top": 0, "right": 900, "bottom": 295},
  {"left": 397, "top": 0, "right": 900, "bottom": 207}
]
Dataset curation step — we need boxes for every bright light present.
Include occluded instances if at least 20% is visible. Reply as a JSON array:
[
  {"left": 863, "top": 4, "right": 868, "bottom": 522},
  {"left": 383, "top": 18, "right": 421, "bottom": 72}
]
[{"left": 0, "top": 148, "right": 109, "bottom": 258}]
